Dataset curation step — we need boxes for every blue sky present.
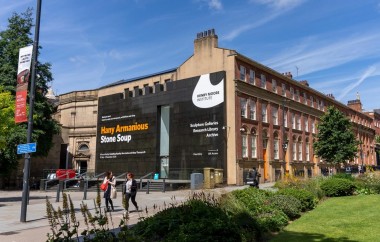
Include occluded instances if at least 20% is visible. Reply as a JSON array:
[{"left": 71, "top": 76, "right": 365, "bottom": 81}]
[{"left": 1, "top": 0, "right": 380, "bottom": 111}]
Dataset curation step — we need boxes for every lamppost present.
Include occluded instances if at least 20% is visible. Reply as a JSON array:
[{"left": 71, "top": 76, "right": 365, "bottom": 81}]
[
  {"left": 360, "top": 141, "right": 364, "bottom": 173},
  {"left": 20, "top": 0, "right": 42, "bottom": 223},
  {"left": 282, "top": 99, "right": 290, "bottom": 174}
]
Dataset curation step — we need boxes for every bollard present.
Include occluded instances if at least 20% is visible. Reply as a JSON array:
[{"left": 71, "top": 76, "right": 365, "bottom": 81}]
[
  {"left": 56, "top": 182, "right": 61, "bottom": 202},
  {"left": 163, "top": 179, "right": 166, "bottom": 193},
  {"left": 146, "top": 180, "right": 150, "bottom": 194},
  {"left": 83, "top": 179, "right": 88, "bottom": 200}
]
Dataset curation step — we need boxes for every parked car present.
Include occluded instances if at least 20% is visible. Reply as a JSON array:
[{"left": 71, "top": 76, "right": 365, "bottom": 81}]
[{"left": 46, "top": 173, "right": 56, "bottom": 180}]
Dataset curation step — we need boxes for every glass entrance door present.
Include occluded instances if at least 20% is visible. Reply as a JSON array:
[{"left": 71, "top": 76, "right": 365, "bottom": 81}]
[{"left": 159, "top": 106, "right": 170, "bottom": 178}]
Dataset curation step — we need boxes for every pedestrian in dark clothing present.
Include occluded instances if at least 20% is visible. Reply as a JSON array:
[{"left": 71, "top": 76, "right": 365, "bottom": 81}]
[
  {"left": 125, "top": 172, "right": 138, "bottom": 213},
  {"left": 251, "top": 167, "right": 259, "bottom": 188}
]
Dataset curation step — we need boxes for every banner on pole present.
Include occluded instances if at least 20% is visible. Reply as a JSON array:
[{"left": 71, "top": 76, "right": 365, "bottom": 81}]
[{"left": 15, "top": 45, "right": 33, "bottom": 123}]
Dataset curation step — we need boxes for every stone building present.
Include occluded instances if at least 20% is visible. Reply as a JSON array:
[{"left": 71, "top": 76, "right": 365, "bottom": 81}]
[{"left": 38, "top": 29, "right": 378, "bottom": 184}]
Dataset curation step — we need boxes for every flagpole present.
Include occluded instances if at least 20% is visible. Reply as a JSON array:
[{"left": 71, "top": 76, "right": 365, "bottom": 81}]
[{"left": 21, "top": 0, "right": 42, "bottom": 222}]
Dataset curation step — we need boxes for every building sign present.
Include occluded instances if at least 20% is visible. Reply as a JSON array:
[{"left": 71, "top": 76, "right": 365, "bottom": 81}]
[
  {"left": 96, "top": 71, "right": 226, "bottom": 178},
  {"left": 15, "top": 45, "right": 33, "bottom": 123}
]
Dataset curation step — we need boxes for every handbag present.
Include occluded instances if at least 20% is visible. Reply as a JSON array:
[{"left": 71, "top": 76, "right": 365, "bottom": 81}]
[
  {"left": 100, "top": 181, "right": 108, "bottom": 191},
  {"left": 111, "top": 186, "right": 117, "bottom": 199}
]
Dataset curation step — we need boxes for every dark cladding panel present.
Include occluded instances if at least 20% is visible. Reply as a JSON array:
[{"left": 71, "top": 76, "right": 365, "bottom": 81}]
[{"left": 96, "top": 71, "right": 226, "bottom": 178}]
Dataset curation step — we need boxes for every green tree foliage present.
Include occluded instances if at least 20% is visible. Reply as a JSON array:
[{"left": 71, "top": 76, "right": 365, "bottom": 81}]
[
  {"left": 313, "top": 106, "right": 358, "bottom": 164},
  {"left": 0, "top": 9, "right": 60, "bottom": 176},
  {"left": 376, "top": 135, "right": 380, "bottom": 144}
]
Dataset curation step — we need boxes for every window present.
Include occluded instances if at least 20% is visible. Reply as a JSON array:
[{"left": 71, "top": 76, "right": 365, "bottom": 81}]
[
  {"left": 249, "top": 70, "right": 255, "bottom": 84},
  {"left": 312, "top": 120, "right": 315, "bottom": 133},
  {"left": 282, "top": 83, "right": 286, "bottom": 96},
  {"left": 250, "top": 100, "right": 256, "bottom": 120},
  {"left": 298, "top": 141, "right": 302, "bottom": 160},
  {"left": 292, "top": 142, "right": 297, "bottom": 161},
  {"left": 260, "top": 74, "right": 266, "bottom": 88},
  {"left": 272, "top": 79, "right": 277, "bottom": 93},
  {"left": 305, "top": 118, "right": 309, "bottom": 132},
  {"left": 78, "top": 144, "right": 89, "bottom": 151},
  {"left": 310, "top": 96, "right": 314, "bottom": 108},
  {"left": 296, "top": 115, "right": 301, "bottom": 130},
  {"left": 306, "top": 142, "right": 310, "bottom": 161},
  {"left": 317, "top": 98, "right": 320, "bottom": 109},
  {"left": 240, "top": 98, "right": 247, "bottom": 118},
  {"left": 262, "top": 103, "right": 268, "bottom": 122},
  {"left": 292, "top": 113, "right": 296, "bottom": 129},
  {"left": 263, "top": 137, "right": 268, "bottom": 149},
  {"left": 290, "top": 87, "right": 294, "bottom": 99},
  {"left": 303, "top": 92, "right": 307, "bottom": 104},
  {"left": 274, "top": 138, "right": 279, "bottom": 159},
  {"left": 272, "top": 106, "right": 278, "bottom": 125},
  {"left": 296, "top": 89, "right": 300, "bottom": 101},
  {"left": 242, "top": 134, "right": 248, "bottom": 158},
  {"left": 284, "top": 109, "right": 288, "bottom": 127},
  {"left": 251, "top": 135, "right": 257, "bottom": 158},
  {"left": 240, "top": 65, "right": 246, "bottom": 81},
  {"left": 321, "top": 100, "right": 324, "bottom": 111}
]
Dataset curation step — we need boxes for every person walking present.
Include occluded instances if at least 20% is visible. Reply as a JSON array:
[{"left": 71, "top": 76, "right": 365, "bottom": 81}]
[
  {"left": 124, "top": 172, "right": 139, "bottom": 213},
  {"left": 103, "top": 171, "right": 116, "bottom": 212}
]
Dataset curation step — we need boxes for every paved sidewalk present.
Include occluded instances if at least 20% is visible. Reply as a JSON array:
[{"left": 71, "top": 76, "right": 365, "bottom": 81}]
[{"left": 0, "top": 183, "right": 274, "bottom": 242}]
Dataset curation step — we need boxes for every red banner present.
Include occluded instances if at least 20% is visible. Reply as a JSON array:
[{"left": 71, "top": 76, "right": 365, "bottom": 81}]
[{"left": 15, "top": 46, "right": 33, "bottom": 123}]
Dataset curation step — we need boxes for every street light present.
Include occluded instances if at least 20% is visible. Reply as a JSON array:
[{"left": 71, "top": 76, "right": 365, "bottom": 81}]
[{"left": 282, "top": 99, "right": 290, "bottom": 156}]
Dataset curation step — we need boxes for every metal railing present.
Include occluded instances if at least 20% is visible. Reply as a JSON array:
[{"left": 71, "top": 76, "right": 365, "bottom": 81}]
[{"left": 139, "top": 172, "right": 154, "bottom": 190}]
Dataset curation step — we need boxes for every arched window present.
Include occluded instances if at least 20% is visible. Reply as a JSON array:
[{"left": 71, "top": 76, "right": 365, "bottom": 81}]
[
  {"left": 292, "top": 136, "right": 297, "bottom": 161},
  {"left": 273, "top": 132, "right": 279, "bottom": 159},
  {"left": 241, "top": 126, "right": 248, "bottom": 158},
  {"left": 298, "top": 137, "right": 302, "bottom": 161},
  {"left": 78, "top": 144, "right": 89, "bottom": 151},
  {"left": 262, "top": 130, "right": 268, "bottom": 149},
  {"left": 251, "top": 128, "right": 257, "bottom": 158},
  {"left": 306, "top": 138, "right": 310, "bottom": 162}
]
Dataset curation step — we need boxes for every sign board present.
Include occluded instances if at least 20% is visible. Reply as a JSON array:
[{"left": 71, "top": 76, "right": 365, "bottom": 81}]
[{"left": 17, "top": 143, "right": 37, "bottom": 154}]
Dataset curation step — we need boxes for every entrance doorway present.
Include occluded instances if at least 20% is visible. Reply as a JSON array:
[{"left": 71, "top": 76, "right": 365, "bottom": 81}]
[
  {"left": 159, "top": 106, "right": 170, "bottom": 178},
  {"left": 77, "top": 160, "right": 87, "bottom": 174}
]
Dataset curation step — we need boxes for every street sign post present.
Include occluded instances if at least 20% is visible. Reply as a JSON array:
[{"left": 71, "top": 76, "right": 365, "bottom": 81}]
[{"left": 17, "top": 143, "right": 37, "bottom": 154}]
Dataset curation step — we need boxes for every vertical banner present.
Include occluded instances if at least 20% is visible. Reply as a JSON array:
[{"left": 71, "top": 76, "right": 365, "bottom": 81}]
[{"left": 15, "top": 45, "right": 33, "bottom": 123}]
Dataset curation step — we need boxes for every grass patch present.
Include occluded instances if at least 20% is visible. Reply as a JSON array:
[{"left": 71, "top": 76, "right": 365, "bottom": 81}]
[{"left": 270, "top": 195, "right": 380, "bottom": 242}]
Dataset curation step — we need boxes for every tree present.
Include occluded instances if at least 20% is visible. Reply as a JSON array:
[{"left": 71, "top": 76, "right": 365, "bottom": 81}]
[
  {"left": 313, "top": 106, "right": 359, "bottom": 164},
  {"left": 0, "top": 9, "right": 60, "bottom": 177},
  {"left": 376, "top": 135, "right": 380, "bottom": 144}
]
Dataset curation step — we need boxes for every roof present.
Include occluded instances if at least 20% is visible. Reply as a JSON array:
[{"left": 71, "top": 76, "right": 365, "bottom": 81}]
[{"left": 101, "top": 67, "right": 178, "bottom": 89}]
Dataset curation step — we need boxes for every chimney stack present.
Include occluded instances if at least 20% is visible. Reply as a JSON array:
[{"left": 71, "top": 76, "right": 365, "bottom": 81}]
[
  {"left": 283, "top": 72, "right": 293, "bottom": 79},
  {"left": 300, "top": 80, "right": 309, "bottom": 86},
  {"left": 194, "top": 28, "right": 218, "bottom": 55}
]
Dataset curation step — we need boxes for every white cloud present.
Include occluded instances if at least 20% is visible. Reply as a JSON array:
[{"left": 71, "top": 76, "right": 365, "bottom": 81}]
[
  {"left": 264, "top": 32, "right": 380, "bottom": 77},
  {"left": 208, "top": 0, "right": 223, "bottom": 10},
  {"left": 251, "top": 0, "right": 305, "bottom": 10},
  {"left": 197, "top": 0, "right": 223, "bottom": 11},
  {"left": 337, "top": 64, "right": 378, "bottom": 100},
  {"left": 223, "top": 0, "right": 304, "bottom": 40}
]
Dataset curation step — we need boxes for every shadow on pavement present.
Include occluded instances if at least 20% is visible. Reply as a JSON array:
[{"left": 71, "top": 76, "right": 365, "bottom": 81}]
[
  {"left": 268, "top": 231, "right": 358, "bottom": 242},
  {"left": 0, "top": 196, "right": 52, "bottom": 202}
]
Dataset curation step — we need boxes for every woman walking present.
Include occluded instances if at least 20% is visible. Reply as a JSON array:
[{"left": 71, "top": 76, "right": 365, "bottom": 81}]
[
  {"left": 103, "top": 171, "right": 116, "bottom": 212},
  {"left": 125, "top": 172, "right": 138, "bottom": 213}
]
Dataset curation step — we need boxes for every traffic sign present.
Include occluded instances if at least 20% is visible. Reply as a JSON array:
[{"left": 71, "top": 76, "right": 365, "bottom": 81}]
[{"left": 17, "top": 143, "right": 37, "bottom": 154}]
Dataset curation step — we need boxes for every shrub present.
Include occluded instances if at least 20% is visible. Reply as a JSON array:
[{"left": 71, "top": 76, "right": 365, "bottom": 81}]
[
  {"left": 275, "top": 176, "right": 325, "bottom": 200},
  {"left": 268, "top": 194, "right": 302, "bottom": 220},
  {"left": 277, "top": 188, "right": 318, "bottom": 211},
  {"left": 222, "top": 188, "right": 288, "bottom": 233},
  {"left": 355, "top": 172, "right": 380, "bottom": 195},
  {"left": 332, "top": 173, "right": 355, "bottom": 181},
  {"left": 320, "top": 178, "right": 356, "bottom": 197},
  {"left": 131, "top": 199, "right": 241, "bottom": 242}
]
